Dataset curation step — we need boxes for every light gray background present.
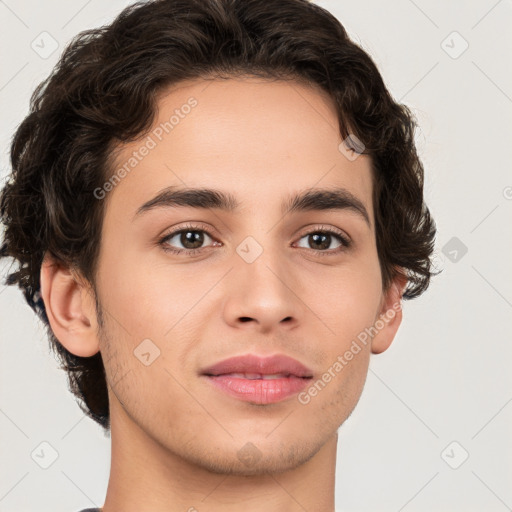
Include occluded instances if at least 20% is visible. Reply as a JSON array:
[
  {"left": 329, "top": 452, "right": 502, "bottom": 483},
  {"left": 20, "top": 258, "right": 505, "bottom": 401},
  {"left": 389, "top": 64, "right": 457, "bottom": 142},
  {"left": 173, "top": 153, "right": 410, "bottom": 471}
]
[{"left": 1, "top": 1, "right": 511, "bottom": 511}]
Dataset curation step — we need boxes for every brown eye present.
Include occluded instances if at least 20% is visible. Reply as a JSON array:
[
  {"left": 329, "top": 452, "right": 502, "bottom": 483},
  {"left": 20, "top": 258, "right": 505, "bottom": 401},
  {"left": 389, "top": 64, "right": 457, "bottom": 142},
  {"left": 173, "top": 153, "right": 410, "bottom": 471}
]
[
  {"left": 176, "top": 230, "right": 206, "bottom": 249},
  {"left": 162, "top": 229, "right": 213, "bottom": 250},
  {"left": 295, "top": 228, "right": 351, "bottom": 254},
  {"left": 159, "top": 224, "right": 219, "bottom": 255}
]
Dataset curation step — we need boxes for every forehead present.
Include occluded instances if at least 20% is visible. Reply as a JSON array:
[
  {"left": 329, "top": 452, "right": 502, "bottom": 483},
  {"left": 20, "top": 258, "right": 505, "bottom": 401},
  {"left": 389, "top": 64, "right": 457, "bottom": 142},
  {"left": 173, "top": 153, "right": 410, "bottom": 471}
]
[{"left": 106, "top": 76, "right": 374, "bottom": 222}]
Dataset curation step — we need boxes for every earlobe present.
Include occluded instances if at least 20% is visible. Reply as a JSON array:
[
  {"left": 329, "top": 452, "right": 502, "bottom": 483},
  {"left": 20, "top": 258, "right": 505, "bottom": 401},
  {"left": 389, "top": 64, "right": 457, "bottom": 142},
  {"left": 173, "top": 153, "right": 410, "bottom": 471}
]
[
  {"left": 370, "top": 273, "right": 407, "bottom": 355},
  {"left": 40, "top": 254, "right": 100, "bottom": 357}
]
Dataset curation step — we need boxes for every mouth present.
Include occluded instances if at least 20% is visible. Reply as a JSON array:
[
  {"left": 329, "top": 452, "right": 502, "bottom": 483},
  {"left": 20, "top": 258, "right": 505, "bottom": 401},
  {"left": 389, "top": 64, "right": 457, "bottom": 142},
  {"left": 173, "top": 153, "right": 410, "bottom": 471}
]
[
  {"left": 203, "top": 372, "right": 311, "bottom": 380},
  {"left": 200, "top": 353, "right": 314, "bottom": 404},
  {"left": 202, "top": 372, "right": 312, "bottom": 404}
]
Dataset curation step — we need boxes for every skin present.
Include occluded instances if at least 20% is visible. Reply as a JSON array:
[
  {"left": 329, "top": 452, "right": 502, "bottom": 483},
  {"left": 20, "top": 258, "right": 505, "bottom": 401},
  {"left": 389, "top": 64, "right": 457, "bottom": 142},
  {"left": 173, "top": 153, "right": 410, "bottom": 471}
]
[{"left": 40, "top": 76, "right": 405, "bottom": 512}]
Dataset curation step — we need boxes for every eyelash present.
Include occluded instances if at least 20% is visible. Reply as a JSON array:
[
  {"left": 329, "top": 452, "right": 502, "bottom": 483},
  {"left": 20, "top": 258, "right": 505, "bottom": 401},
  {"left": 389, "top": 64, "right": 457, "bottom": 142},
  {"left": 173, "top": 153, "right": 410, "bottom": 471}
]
[{"left": 158, "top": 222, "right": 352, "bottom": 257}]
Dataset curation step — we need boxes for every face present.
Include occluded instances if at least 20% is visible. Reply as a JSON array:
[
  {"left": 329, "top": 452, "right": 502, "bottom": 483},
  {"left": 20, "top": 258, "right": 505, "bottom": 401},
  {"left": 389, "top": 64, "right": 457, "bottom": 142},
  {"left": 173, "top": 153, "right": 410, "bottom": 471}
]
[{"left": 92, "top": 76, "right": 398, "bottom": 475}]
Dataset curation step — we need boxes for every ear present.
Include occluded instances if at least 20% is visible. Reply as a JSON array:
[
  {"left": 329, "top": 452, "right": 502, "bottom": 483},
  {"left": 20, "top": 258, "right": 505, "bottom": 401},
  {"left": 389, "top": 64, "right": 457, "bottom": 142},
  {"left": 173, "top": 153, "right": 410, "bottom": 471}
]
[
  {"left": 370, "top": 271, "right": 407, "bottom": 355},
  {"left": 40, "top": 254, "right": 100, "bottom": 357}
]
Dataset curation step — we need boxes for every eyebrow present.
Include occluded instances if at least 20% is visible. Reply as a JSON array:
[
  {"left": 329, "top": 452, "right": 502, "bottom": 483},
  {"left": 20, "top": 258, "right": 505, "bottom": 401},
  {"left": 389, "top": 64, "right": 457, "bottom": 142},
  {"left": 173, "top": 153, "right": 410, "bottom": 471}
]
[{"left": 134, "top": 186, "right": 371, "bottom": 227}]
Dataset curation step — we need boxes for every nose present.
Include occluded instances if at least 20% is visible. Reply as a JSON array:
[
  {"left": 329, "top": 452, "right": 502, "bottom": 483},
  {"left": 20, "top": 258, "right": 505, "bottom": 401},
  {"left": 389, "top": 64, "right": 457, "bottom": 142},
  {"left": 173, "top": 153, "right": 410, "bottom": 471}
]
[{"left": 221, "top": 249, "right": 303, "bottom": 334}]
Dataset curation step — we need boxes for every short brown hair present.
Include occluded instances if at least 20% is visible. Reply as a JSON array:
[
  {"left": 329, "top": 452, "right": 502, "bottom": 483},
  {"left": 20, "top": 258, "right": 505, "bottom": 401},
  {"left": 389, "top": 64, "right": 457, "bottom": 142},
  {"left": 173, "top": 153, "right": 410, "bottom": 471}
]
[{"left": 0, "top": 0, "right": 437, "bottom": 432}]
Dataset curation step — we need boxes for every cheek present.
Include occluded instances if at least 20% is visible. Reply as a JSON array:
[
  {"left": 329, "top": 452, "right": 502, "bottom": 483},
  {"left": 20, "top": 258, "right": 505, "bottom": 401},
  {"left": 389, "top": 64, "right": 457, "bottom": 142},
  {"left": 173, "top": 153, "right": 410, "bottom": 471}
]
[
  {"left": 306, "top": 267, "right": 380, "bottom": 410},
  {"left": 317, "top": 266, "right": 382, "bottom": 346},
  {"left": 96, "top": 245, "right": 182, "bottom": 335}
]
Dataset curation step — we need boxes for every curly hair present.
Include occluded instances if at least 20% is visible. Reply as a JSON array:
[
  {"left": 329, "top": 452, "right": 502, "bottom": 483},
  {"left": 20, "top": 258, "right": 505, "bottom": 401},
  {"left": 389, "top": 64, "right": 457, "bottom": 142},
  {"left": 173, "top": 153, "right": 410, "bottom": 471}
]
[{"left": 0, "top": 0, "right": 437, "bottom": 432}]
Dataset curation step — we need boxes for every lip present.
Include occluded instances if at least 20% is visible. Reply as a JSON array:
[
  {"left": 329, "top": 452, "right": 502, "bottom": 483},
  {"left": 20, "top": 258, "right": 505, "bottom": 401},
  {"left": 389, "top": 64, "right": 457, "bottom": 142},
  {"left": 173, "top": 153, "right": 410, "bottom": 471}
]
[
  {"left": 200, "top": 354, "right": 313, "bottom": 404},
  {"left": 200, "top": 353, "right": 313, "bottom": 378}
]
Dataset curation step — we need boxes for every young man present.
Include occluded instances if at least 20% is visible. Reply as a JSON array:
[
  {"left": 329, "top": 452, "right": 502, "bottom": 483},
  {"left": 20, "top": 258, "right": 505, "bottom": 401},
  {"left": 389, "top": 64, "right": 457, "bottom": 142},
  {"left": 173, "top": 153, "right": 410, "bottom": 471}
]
[{"left": 0, "top": 0, "right": 436, "bottom": 510}]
